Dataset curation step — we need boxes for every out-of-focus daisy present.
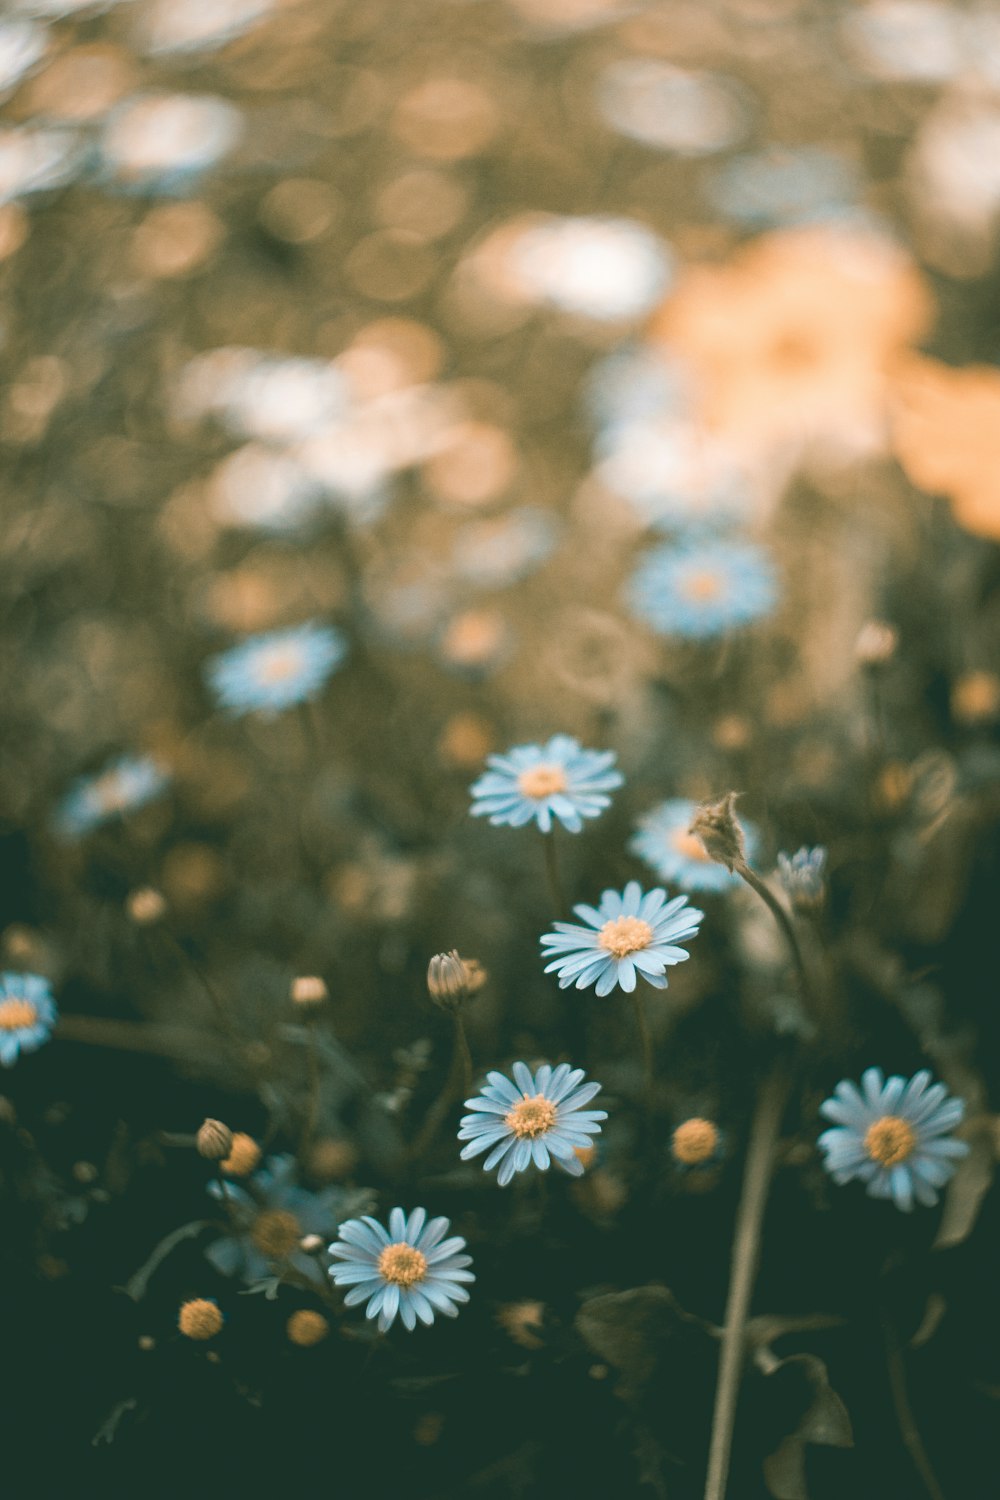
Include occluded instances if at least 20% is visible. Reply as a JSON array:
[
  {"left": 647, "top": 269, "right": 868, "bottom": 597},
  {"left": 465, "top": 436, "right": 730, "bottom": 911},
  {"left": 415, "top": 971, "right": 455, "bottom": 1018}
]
[
  {"left": 0, "top": 20, "right": 47, "bottom": 101},
  {"left": 818, "top": 1067, "right": 969, "bottom": 1211},
  {"left": 206, "top": 623, "right": 347, "bottom": 716},
  {"left": 329, "top": 1208, "right": 474, "bottom": 1331},
  {"left": 208, "top": 1154, "right": 360, "bottom": 1287},
  {"left": 100, "top": 93, "right": 243, "bottom": 194},
  {"left": 595, "top": 417, "right": 754, "bottom": 531},
  {"left": 0, "top": 972, "right": 57, "bottom": 1067},
  {"left": 597, "top": 59, "right": 748, "bottom": 156},
  {"left": 451, "top": 508, "right": 558, "bottom": 587},
  {"left": 630, "top": 799, "right": 760, "bottom": 892},
  {"left": 777, "top": 846, "right": 827, "bottom": 910},
  {"left": 0, "top": 126, "right": 83, "bottom": 205},
  {"left": 458, "top": 1062, "right": 606, "bottom": 1187},
  {"left": 626, "top": 539, "right": 778, "bottom": 638},
  {"left": 137, "top": 0, "right": 275, "bottom": 55},
  {"left": 55, "top": 755, "right": 169, "bottom": 838},
  {"left": 841, "top": 0, "right": 966, "bottom": 82},
  {"left": 469, "top": 735, "right": 623, "bottom": 834},
  {"left": 705, "top": 147, "right": 861, "bottom": 228},
  {"left": 540, "top": 880, "right": 703, "bottom": 995}
]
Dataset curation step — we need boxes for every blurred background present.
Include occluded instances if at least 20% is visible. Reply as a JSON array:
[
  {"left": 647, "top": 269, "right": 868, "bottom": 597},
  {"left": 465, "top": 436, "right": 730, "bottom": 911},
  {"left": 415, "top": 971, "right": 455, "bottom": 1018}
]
[{"left": 2, "top": 0, "right": 1000, "bottom": 1496}]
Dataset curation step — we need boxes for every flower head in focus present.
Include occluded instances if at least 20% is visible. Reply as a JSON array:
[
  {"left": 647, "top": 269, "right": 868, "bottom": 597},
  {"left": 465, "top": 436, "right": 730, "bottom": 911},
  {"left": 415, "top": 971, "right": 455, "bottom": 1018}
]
[
  {"left": 777, "top": 846, "right": 827, "bottom": 911},
  {"left": 630, "top": 798, "right": 760, "bottom": 892},
  {"left": 206, "top": 623, "right": 347, "bottom": 716},
  {"left": 818, "top": 1067, "right": 969, "bottom": 1211},
  {"left": 469, "top": 735, "right": 623, "bottom": 834},
  {"left": 540, "top": 881, "right": 703, "bottom": 995},
  {"left": 0, "top": 972, "right": 57, "bottom": 1067},
  {"left": 626, "top": 540, "right": 777, "bottom": 638},
  {"left": 329, "top": 1208, "right": 473, "bottom": 1332},
  {"left": 55, "top": 755, "right": 169, "bottom": 838},
  {"left": 458, "top": 1062, "right": 606, "bottom": 1187},
  {"left": 207, "top": 1154, "right": 361, "bottom": 1286}
]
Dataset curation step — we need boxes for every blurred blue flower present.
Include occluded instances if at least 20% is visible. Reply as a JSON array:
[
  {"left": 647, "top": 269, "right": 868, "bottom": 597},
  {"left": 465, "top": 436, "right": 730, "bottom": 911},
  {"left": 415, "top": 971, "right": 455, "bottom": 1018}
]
[
  {"left": 0, "top": 972, "right": 57, "bottom": 1067},
  {"left": 818, "top": 1067, "right": 969, "bottom": 1211},
  {"left": 469, "top": 734, "right": 623, "bottom": 834},
  {"left": 55, "top": 755, "right": 169, "bottom": 838},
  {"left": 705, "top": 147, "right": 861, "bottom": 227},
  {"left": 630, "top": 798, "right": 759, "bottom": 893},
  {"left": 329, "top": 1207, "right": 474, "bottom": 1332},
  {"left": 777, "top": 846, "right": 827, "bottom": 909},
  {"left": 206, "top": 623, "right": 347, "bottom": 715},
  {"left": 459, "top": 1062, "right": 606, "bottom": 1187},
  {"left": 207, "top": 1154, "right": 358, "bottom": 1286},
  {"left": 541, "top": 880, "right": 703, "bottom": 996},
  {"left": 626, "top": 539, "right": 778, "bottom": 638}
]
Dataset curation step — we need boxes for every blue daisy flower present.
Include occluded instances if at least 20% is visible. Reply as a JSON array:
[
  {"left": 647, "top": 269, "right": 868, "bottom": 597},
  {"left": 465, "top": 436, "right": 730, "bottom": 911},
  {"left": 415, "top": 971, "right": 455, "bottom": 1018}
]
[
  {"left": 626, "top": 539, "right": 778, "bottom": 638},
  {"left": 705, "top": 147, "right": 861, "bottom": 228},
  {"left": 469, "top": 735, "right": 623, "bottom": 834},
  {"left": 207, "top": 1154, "right": 362, "bottom": 1287},
  {"left": 55, "top": 755, "right": 169, "bottom": 839},
  {"left": 540, "top": 880, "right": 703, "bottom": 996},
  {"left": 0, "top": 972, "right": 57, "bottom": 1067},
  {"left": 630, "top": 798, "right": 760, "bottom": 893},
  {"left": 818, "top": 1067, "right": 969, "bottom": 1212},
  {"left": 206, "top": 622, "right": 347, "bottom": 716},
  {"left": 777, "top": 846, "right": 827, "bottom": 910},
  {"left": 329, "top": 1208, "right": 474, "bottom": 1332},
  {"left": 458, "top": 1062, "right": 607, "bottom": 1188}
]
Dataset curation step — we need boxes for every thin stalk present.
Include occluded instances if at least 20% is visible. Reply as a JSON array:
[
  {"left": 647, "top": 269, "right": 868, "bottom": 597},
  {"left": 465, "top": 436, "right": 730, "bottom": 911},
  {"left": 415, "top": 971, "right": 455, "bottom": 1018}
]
[
  {"left": 734, "top": 860, "right": 812, "bottom": 1008},
  {"left": 410, "top": 1013, "right": 473, "bottom": 1163},
  {"left": 704, "top": 1058, "right": 790, "bottom": 1500},
  {"left": 630, "top": 991, "right": 653, "bottom": 1108},
  {"left": 299, "top": 1016, "right": 322, "bottom": 1158},
  {"left": 881, "top": 1306, "right": 946, "bottom": 1500},
  {"left": 541, "top": 829, "right": 567, "bottom": 918}
]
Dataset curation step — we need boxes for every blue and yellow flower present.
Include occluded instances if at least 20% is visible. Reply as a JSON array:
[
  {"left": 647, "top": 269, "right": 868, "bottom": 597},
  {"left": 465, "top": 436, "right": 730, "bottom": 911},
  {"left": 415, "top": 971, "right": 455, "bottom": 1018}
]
[
  {"left": 818, "top": 1067, "right": 969, "bottom": 1212},
  {"left": 0, "top": 972, "right": 57, "bottom": 1067},
  {"left": 459, "top": 1062, "right": 607, "bottom": 1187},
  {"left": 206, "top": 622, "right": 347, "bottom": 716},
  {"left": 630, "top": 798, "right": 760, "bottom": 893},
  {"left": 207, "top": 1154, "right": 361, "bottom": 1286},
  {"left": 329, "top": 1208, "right": 474, "bottom": 1332},
  {"left": 55, "top": 755, "right": 169, "bottom": 838},
  {"left": 469, "top": 735, "right": 623, "bottom": 834},
  {"left": 626, "top": 539, "right": 777, "bottom": 638},
  {"left": 777, "top": 846, "right": 827, "bottom": 909},
  {"left": 540, "top": 880, "right": 703, "bottom": 996}
]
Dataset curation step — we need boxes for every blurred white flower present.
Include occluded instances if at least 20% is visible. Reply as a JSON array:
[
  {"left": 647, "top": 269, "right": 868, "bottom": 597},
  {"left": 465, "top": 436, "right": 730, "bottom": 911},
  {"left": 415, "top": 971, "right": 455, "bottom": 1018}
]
[
  {"left": 906, "top": 93, "right": 1000, "bottom": 277},
  {"left": 100, "top": 92, "right": 243, "bottom": 192},
  {"left": 0, "top": 127, "right": 82, "bottom": 205},
  {"left": 509, "top": 215, "right": 673, "bottom": 321},
  {"left": 597, "top": 59, "right": 749, "bottom": 156},
  {"left": 137, "top": 0, "right": 275, "bottom": 55}
]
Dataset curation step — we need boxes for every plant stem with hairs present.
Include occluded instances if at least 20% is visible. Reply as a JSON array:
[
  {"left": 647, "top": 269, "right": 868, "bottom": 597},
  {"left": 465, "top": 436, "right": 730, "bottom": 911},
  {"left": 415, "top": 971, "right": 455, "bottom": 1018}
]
[{"left": 734, "top": 859, "right": 813, "bottom": 1008}]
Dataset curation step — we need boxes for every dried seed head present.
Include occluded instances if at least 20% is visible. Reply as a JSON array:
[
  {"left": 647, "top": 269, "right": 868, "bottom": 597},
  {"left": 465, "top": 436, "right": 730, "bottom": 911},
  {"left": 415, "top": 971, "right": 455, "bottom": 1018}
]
[
  {"left": 287, "top": 1309, "right": 329, "bottom": 1347},
  {"left": 291, "top": 975, "right": 328, "bottom": 1008},
  {"left": 689, "top": 792, "right": 747, "bottom": 873},
  {"left": 196, "top": 1118, "right": 234, "bottom": 1161},
  {"left": 178, "top": 1298, "right": 223, "bottom": 1340}
]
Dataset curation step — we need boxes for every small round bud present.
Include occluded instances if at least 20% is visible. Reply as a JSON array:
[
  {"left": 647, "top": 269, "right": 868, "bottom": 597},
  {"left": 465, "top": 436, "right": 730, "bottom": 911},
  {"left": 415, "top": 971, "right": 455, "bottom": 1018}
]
[
  {"left": 219, "top": 1132, "right": 261, "bottom": 1176},
  {"left": 286, "top": 1309, "right": 329, "bottom": 1347},
  {"left": 427, "top": 950, "right": 486, "bottom": 1013},
  {"left": 671, "top": 1117, "right": 720, "bottom": 1167},
  {"left": 689, "top": 793, "right": 747, "bottom": 873},
  {"left": 178, "top": 1298, "right": 223, "bottom": 1340},
  {"left": 299, "top": 1233, "right": 324, "bottom": 1254},
  {"left": 308, "top": 1136, "right": 359, "bottom": 1181},
  {"left": 126, "top": 887, "right": 167, "bottom": 925},
  {"left": 196, "top": 1119, "right": 234, "bottom": 1161},
  {"left": 952, "top": 670, "right": 1000, "bottom": 725},
  {"left": 291, "top": 975, "right": 328, "bottom": 1008},
  {"left": 855, "top": 620, "right": 898, "bottom": 667}
]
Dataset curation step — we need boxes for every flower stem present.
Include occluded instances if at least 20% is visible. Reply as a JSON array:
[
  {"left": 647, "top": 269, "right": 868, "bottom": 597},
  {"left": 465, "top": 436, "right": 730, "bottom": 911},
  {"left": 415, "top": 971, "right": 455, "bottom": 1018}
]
[
  {"left": 299, "top": 1015, "right": 322, "bottom": 1159},
  {"left": 704, "top": 1057, "right": 790, "bottom": 1500},
  {"left": 410, "top": 1013, "right": 473, "bottom": 1163},
  {"left": 541, "top": 828, "right": 567, "bottom": 918},
  {"left": 630, "top": 991, "right": 654, "bottom": 1108},
  {"left": 734, "top": 860, "right": 812, "bottom": 1008},
  {"left": 881, "top": 1305, "right": 947, "bottom": 1500}
]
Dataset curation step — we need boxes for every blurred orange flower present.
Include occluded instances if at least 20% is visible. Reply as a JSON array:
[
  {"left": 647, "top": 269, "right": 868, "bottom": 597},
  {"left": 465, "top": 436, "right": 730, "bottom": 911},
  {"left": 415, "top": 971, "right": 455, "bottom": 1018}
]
[
  {"left": 650, "top": 226, "right": 932, "bottom": 464},
  {"left": 890, "top": 356, "right": 1000, "bottom": 541}
]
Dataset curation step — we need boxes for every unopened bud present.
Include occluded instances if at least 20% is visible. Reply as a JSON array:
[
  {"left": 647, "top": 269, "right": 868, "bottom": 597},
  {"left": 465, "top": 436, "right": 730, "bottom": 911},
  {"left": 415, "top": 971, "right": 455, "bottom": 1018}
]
[
  {"left": 196, "top": 1118, "right": 234, "bottom": 1160},
  {"left": 689, "top": 793, "right": 747, "bottom": 873},
  {"left": 776, "top": 846, "right": 827, "bottom": 912},
  {"left": 299, "top": 1233, "right": 324, "bottom": 1254},
  {"left": 291, "top": 975, "right": 328, "bottom": 1008},
  {"left": 220, "top": 1132, "right": 261, "bottom": 1177},
  {"left": 126, "top": 887, "right": 167, "bottom": 925},
  {"left": 427, "top": 950, "right": 486, "bottom": 1013},
  {"left": 855, "top": 620, "right": 898, "bottom": 667},
  {"left": 178, "top": 1298, "right": 223, "bottom": 1340}
]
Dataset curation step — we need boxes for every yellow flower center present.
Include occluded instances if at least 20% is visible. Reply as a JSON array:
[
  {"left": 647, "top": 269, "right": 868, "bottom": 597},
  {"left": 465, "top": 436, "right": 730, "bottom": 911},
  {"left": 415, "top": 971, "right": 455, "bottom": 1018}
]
[
  {"left": 505, "top": 1094, "right": 558, "bottom": 1139},
  {"left": 257, "top": 646, "right": 303, "bottom": 684},
  {"left": 672, "top": 829, "right": 710, "bottom": 862},
  {"left": 0, "top": 998, "right": 38, "bottom": 1031},
  {"left": 672, "top": 1117, "right": 719, "bottom": 1166},
  {"left": 517, "top": 764, "right": 567, "bottom": 800},
  {"left": 250, "top": 1208, "right": 302, "bottom": 1258},
  {"left": 864, "top": 1116, "right": 916, "bottom": 1168},
  {"left": 92, "top": 774, "right": 129, "bottom": 813},
  {"left": 598, "top": 915, "right": 654, "bottom": 958},
  {"left": 378, "top": 1242, "right": 428, "bottom": 1287},
  {"left": 679, "top": 569, "right": 724, "bottom": 602}
]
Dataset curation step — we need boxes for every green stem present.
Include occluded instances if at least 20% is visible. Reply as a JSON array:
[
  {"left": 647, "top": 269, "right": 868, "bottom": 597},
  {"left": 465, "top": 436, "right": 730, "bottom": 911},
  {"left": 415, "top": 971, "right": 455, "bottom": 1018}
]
[
  {"left": 704, "top": 1058, "right": 790, "bottom": 1500},
  {"left": 881, "top": 1306, "right": 947, "bottom": 1500},
  {"left": 630, "top": 991, "right": 653, "bottom": 1108},
  {"left": 541, "top": 829, "right": 567, "bottom": 918},
  {"left": 410, "top": 1013, "right": 473, "bottom": 1163},
  {"left": 734, "top": 860, "right": 812, "bottom": 1009},
  {"left": 299, "top": 1017, "right": 322, "bottom": 1158}
]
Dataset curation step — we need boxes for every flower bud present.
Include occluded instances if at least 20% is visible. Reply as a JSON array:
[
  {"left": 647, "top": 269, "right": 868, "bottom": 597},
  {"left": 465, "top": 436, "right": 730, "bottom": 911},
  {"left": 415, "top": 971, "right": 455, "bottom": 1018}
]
[
  {"left": 855, "top": 619, "right": 898, "bottom": 666},
  {"left": 126, "top": 887, "right": 167, "bottom": 925},
  {"left": 777, "top": 846, "right": 827, "bottom": 912},
  {"left": 427, "top": 950, "right": 486, "bottom": 1012},
  {"left": 688, "top": 792, "right": 747, "bottom": 873},
  {"left": 286, "top": 1309, "right": 328, "bottom": 1346},
  {"left": 196, "top": 1118, "right": 234, "bottom": 1161},
  {"left": 290, "top": 975, "right": 328, "bottom": 1008},
  {"left": 178, "top": 1298, "right": 223, "bottom": 1340}
]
